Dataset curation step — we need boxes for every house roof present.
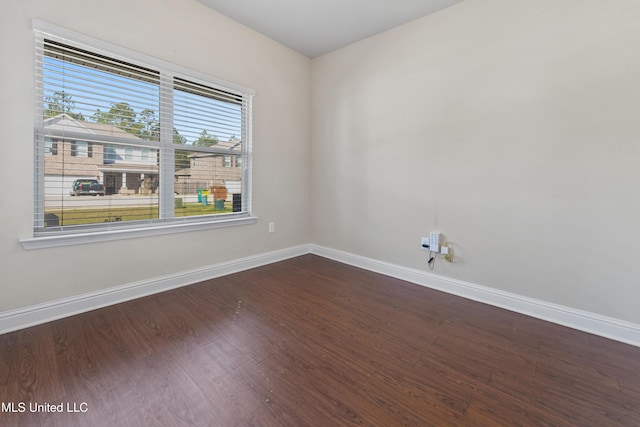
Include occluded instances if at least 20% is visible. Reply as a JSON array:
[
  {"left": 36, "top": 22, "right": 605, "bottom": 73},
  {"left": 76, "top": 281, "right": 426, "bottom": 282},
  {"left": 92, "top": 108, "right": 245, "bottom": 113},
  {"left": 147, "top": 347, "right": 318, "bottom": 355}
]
[
  {"left": 82, "top": 121, "right": 141, "bottom": 140},
  {"left": 44, "top": 114, "right": 242, "bottom": 149},
  {"left": 211, "top": 139, "right": 242, "bottom": 151},
  {"left": 44, "top": 113, "right": 140, "bottom": 140}
]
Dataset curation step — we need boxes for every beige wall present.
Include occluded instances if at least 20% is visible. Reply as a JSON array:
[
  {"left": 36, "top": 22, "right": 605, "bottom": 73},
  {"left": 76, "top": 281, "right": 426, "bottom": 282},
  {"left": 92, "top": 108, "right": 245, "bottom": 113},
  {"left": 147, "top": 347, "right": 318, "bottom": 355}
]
[
  {"left": 0, "top": 0, "right": 310, "bottom": 311},
  {"left": 310, "top": 0, "right": 640, "bottom": 323}
]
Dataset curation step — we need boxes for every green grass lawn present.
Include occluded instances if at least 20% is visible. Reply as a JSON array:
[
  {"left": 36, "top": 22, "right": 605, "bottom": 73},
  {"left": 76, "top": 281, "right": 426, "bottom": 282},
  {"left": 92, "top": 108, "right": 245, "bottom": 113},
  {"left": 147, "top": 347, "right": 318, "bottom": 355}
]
[{"left": 45, "top": 202, "right": 232, "bottom": 227}]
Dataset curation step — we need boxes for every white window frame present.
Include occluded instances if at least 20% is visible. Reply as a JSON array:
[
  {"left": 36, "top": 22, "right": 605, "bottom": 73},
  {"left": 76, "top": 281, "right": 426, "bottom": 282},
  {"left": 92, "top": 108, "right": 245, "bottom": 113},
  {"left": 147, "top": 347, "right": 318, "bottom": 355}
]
[{"left": 21, "top": 20, "right": 256, "bottom": 250}]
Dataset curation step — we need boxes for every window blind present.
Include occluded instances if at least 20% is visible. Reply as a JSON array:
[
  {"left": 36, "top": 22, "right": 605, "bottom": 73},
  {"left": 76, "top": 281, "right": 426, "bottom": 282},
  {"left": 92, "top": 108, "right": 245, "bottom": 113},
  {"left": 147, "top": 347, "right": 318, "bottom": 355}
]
[{"left": 33, "top": 24, "right": 253, "bottom": 238}]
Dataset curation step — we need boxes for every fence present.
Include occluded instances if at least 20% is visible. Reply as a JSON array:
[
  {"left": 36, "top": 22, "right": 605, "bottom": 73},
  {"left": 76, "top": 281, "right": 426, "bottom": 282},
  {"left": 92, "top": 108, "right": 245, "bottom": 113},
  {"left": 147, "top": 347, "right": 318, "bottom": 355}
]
[{"left": 174, "top": 180, "right": 213, "bottom": 196}]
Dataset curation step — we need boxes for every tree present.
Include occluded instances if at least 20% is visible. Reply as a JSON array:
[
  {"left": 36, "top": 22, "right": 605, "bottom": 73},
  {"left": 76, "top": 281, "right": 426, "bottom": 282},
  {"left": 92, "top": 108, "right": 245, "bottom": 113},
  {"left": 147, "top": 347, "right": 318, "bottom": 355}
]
[
  {"left": 193, "top": 130, "right": 218, "bottom": 147},
  {"left": 138, "top": 109, "right": 160, "bottom": 141},
  {"left": 44, "top": 91, "right": 85, "bottom": 121},
  {"left": 173, "top": 128, "right": 186, "bottom": 145},
  {"left": 93, "top": 102, "right": 143, "bottom": 136},
  {"left": 173, "top": 128, "right": 190, "bottom": 170}
]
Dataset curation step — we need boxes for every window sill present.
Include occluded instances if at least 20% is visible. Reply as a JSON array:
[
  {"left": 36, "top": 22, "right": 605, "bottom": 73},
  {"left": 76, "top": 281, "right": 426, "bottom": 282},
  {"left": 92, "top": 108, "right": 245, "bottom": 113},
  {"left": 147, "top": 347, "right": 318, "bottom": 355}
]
[{"left": 20, "top": 216, "right": 258, "bottom": 250}]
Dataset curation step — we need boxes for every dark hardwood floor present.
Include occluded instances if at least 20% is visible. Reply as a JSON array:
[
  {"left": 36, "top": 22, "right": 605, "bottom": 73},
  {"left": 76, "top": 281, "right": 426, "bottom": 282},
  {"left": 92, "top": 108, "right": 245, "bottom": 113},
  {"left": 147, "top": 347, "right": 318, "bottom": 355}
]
[{"left": 1, "top": 254, "right": 639, "bottom": 426}]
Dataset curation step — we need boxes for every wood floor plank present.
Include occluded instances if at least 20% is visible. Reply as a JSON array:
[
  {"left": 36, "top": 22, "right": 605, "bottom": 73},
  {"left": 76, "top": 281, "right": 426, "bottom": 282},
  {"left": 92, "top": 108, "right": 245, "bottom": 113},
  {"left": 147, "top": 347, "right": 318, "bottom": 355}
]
[
  {"left": 1, "top": 254, "right": 639, "bottom": 426},
  {"left": 464, "top": 385, "right": 573, "bottom": 427},
  {"left": 0, "top": 332, "right": 17, "bottom": 388},
  {"left": 6, "top": 327, "right": 64, "bottom": 403},
  {"left": 489, "top": 367, "right": 640, "bottom": 426},
  {"left": 437, "top": 319, "right": 539, "bottom": 375},
  {"left": 533, "top": 356, "right": 638, "bottom": 416}
]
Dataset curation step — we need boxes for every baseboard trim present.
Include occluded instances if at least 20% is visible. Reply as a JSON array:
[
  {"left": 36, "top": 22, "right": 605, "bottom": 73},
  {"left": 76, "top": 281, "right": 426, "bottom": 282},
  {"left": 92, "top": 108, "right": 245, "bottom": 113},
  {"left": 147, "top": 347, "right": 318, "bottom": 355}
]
[
  {"left": 0, "top": 244, "right": 311, "bottom": 335},
  {"left": 3, "top": 243, "right": 639, "bottom": 348},
  {"left": 310, "top": 245, "right": 640, "bottom": 348}
]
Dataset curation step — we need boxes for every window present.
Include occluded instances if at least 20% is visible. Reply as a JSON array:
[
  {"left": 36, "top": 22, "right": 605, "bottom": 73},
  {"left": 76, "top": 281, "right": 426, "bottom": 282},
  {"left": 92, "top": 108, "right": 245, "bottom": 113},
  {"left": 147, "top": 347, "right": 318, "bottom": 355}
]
[
  {"left": 30, "top": 21, "right": 254, "bottom": 245},
  {"left": 44, "top": 138, "right": 58, "bottom": 156},
  {"left": 104, "top": 145, "right": 116, "bottom": 163},
  {"left": 71, "top": 141, "right": 91, "bottom": 158}
]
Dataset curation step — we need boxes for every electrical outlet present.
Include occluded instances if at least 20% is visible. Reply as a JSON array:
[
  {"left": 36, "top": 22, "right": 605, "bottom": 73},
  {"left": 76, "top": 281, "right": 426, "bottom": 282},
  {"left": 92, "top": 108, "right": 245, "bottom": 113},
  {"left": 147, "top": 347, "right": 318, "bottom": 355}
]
[
  {"left": 421, "top": 237, "right": 429, "bottom": 250},
  {"left": 268, "top": 222, "right": 275, "bottom": 233}
]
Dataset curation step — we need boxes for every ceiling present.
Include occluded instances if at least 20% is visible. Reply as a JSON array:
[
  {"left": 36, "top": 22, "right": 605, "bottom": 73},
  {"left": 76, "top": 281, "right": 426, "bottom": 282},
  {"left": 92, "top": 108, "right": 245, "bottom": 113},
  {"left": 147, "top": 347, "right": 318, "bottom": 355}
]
[{"left": 196, "top": 0, "right": 464, "bottom": 58}]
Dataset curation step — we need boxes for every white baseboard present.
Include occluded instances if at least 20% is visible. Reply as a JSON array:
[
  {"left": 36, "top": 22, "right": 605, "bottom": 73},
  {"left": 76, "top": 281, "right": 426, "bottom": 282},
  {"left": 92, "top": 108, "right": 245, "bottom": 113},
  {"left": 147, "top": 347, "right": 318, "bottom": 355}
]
[
  {"left": 310, "top": 245, "right": 640, "bottom": 348},
  {"left": 0, "top": 244, "right": 311, "bottom": 335},
  {"left": 3, "top": 243, "right": 639, "bottom": 348}
]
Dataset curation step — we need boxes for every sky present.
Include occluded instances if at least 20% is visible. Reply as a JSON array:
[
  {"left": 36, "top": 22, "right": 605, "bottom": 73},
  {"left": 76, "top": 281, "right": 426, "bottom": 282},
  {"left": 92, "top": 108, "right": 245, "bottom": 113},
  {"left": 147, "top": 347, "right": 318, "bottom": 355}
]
[{"left": 43, "top": 56, "right": 242, "bottom": 145}]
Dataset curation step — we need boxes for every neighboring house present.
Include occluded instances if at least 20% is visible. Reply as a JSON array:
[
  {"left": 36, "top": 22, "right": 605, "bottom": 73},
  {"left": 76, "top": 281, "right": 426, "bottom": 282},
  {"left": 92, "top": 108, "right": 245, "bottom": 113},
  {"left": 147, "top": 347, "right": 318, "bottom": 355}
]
[
  {"left": 44, "top": 114, "right": 243, "bottom": 198},
  {"left": 43, "top": 114, "right": 159, "bottom": 196},
  {"left": 174, "top": 138, "right": 243, "bottom": 199}
]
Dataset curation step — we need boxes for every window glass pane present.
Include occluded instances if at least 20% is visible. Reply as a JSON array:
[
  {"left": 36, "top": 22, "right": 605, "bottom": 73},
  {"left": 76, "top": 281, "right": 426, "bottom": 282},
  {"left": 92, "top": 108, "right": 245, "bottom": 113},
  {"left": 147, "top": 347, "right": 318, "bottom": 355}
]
[
  {"left": 172, "top": 78, "right": 246, "bottom": 219},
  {"left": 43, "top": 40, "right": 160, "bottom": 140},
  {"left": 73, "top": 141, "right": 88, "bottom": 158},
  {"left": 173, "top": 78, "right": 242, "bottom": 146},
  {"left": 174, "top": 150, "right": 244, "bottom": 217},
  {"left": 41, "top": 40, "right": 161, "bottom": 230},
  {"left": 43, "top": 140, "right": 159, "bottom": 228},
  {"left": 104, "top": 145, "right": 116, "bottom": 163}
]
